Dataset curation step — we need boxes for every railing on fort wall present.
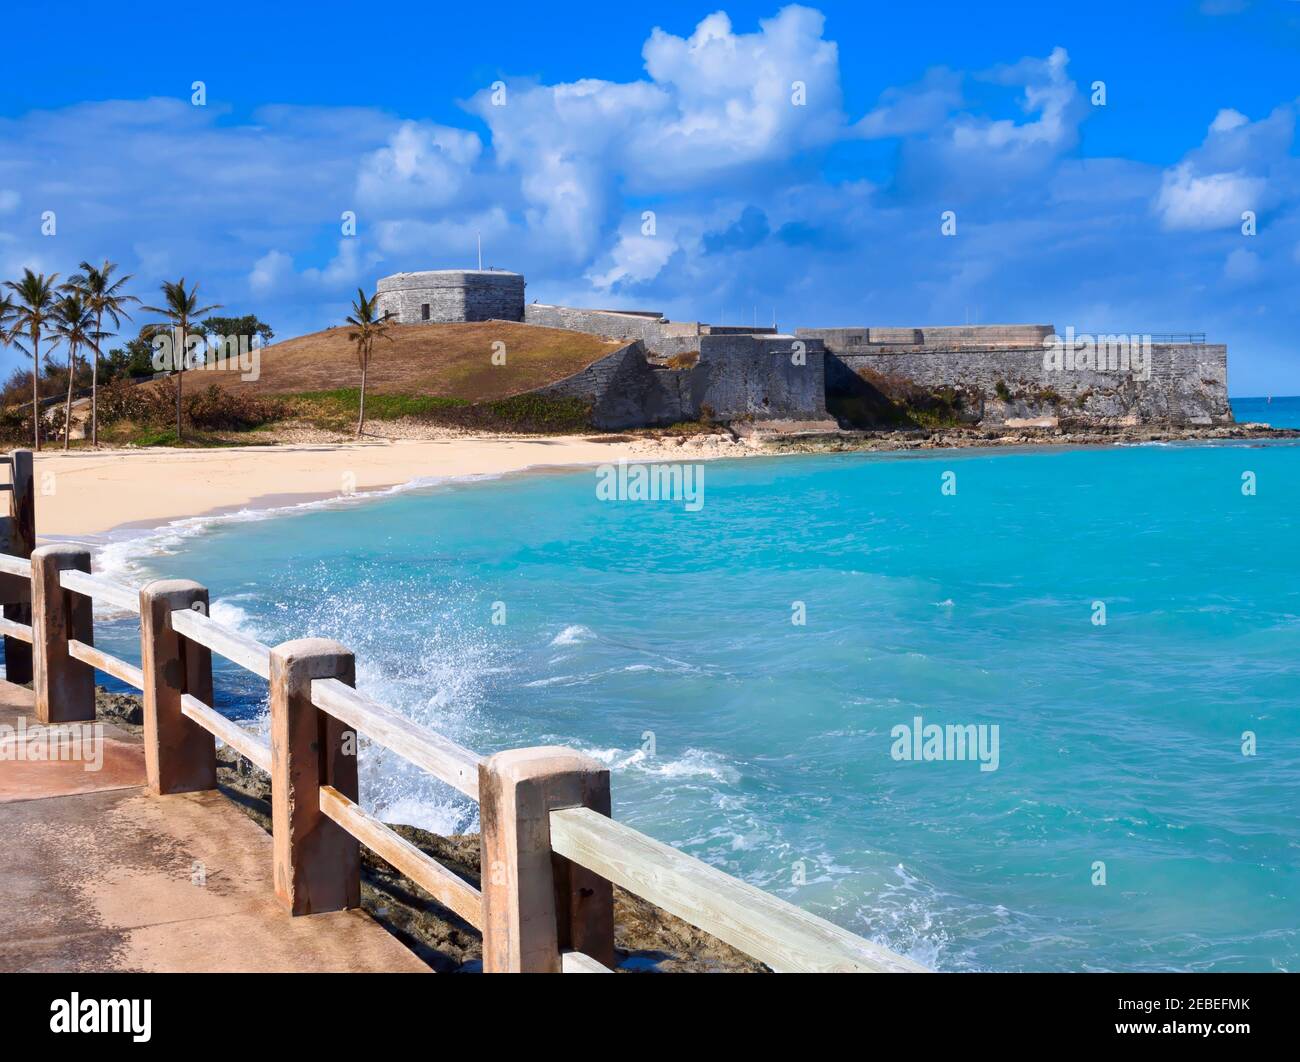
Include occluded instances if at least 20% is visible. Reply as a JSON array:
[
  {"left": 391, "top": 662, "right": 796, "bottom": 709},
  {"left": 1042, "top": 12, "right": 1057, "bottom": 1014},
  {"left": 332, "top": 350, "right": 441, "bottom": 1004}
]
[
  {"left": 0, "top": 447, "right": 924, "bottom": 974},
  {"left": 1087, "top": 332, "right": 1207, "bottom": 345}
]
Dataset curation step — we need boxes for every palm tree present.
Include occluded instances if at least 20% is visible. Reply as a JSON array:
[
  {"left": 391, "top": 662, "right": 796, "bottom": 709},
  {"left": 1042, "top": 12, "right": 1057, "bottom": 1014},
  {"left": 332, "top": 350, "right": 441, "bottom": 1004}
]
[
  {"left": 67, "top": 260, "right": 137, "bottom": 448},
  {"left": 345, "top": 289, "right": 394, "bottom": 437},
  {"left": 141, "top": 279, "right": 220, "bottom": 442},
  {"left": 0, "top": 293, "right": 15, "bottom": 344},
  {"left": 0, "top": 293, "right": 15, "bottom": 406},
  {"left": 50, "top": 292, "right": 96, "bottom": 450},
  {"left": 3, "top": 270, "right": 60, "bottom": 450}
]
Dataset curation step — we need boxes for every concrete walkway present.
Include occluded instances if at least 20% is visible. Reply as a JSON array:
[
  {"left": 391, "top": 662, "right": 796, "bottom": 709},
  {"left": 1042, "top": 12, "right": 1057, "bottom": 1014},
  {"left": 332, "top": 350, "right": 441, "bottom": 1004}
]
[{"left": 0, "top": 681, "right": 428, "bottom": 973}]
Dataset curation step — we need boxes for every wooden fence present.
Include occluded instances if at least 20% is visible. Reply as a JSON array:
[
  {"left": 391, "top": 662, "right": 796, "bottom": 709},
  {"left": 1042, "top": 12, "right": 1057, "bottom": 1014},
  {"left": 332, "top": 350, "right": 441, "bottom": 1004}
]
[{"left": 0, "top": 447, "right": 925, "bottom": 974}]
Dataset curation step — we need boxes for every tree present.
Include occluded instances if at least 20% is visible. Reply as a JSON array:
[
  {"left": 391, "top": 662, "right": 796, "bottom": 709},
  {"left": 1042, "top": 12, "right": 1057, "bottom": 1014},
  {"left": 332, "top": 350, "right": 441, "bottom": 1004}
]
[
  {"left": 67, "top": 260, "right": 137, "bottom": 448},
  {"left": 345, "top": 289, "right": 394, "bottom": 437},
  {"left": 101, "top": 339, "right": 144, "bottom": 382},
  {"left": 141, "top": 279, "right": 221, "bottom": 442},
  {"left": 0, "top": 294, "right": 15, "bottom": 364},
  {"left": 50, "top": 292, "right": 96, "bottom": 449},
  {"left": 3, "top": 270, "right": 60, "bottom": 450},
  {"left": 197, "top": 314, "right": 274, "bottom": 345}
]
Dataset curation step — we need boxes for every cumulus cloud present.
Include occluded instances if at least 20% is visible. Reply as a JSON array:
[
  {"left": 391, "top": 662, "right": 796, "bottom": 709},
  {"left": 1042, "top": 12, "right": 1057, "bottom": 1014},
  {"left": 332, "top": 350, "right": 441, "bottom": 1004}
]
[
  {"left": 249, "top": 249, "right": 293, "bottom": 294},
  {"left": 855, "top": 68, "right": 963, "bottom": 139},
  {"left": 1155, "top": 104, "right": 1295, "bottom": 230},
  {"left": 464, "top": 5, "right": 845, "bottom": 262},
  {"left": 356, "top": 121, "right": 481, "bottom": 210},
  {"left": 1156, "top": 165, "right": 1265, "bottom": 231}
]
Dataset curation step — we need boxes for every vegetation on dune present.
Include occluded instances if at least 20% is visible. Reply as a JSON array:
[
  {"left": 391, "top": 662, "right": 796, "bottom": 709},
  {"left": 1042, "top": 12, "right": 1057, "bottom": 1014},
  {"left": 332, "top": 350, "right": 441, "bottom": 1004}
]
[{"left": 289, "top": 388, "right": 592, "bottom": 434}]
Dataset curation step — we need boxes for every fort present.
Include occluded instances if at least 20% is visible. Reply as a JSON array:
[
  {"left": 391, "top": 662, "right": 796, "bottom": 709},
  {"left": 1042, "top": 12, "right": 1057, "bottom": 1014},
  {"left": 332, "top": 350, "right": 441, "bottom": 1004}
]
[
  {"left": 373, "top": 267, "right": 1234, "bottom": 432},
  {"left": 376, "top": 269, "right": 525, "bottom": 324}
]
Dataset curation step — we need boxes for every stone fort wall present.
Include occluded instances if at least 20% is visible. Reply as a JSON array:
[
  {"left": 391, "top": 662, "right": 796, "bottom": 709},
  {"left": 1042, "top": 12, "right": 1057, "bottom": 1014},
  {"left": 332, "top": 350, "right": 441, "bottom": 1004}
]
[
  {"left": 535, "top": 334, "right": 829, "bottom": 429},
  {"left": 798, "top": 328, "right": 1232, "bottom": 426},
  {"left": 524, "top": 303, "right": 778, "bottom": 357},
  {"left": 377, "top": 270, "right": 524, "bottom": 324},
  {"left": 372, "top": 268, "right": 1233, "bottom": 429}
]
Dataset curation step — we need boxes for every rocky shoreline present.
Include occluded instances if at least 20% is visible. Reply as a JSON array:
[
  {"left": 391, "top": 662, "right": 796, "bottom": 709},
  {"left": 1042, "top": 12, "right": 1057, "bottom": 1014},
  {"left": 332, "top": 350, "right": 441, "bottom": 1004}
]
[
  {"left": 95, "top": 690, "right": 766, "bottom": 973},
  {"left": 743, "top": 420, "right": 1298, "bottom": 454}
]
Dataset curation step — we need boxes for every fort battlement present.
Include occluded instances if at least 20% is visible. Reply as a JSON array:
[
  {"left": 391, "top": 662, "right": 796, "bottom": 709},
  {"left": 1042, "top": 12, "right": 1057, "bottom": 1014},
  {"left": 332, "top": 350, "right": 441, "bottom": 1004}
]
[{"left": 375, "top": 267, "right": 1233, "bottom": 430}]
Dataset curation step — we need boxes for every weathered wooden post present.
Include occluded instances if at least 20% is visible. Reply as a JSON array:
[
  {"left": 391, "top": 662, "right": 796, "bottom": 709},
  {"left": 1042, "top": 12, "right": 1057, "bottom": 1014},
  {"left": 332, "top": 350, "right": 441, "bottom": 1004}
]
[
  {"left": 139, "top": 579, "right": 217, "bottom": 795},
  {"left": 3, "top": 449, "right": 34, "bottom": 684},
  {"left": 30, "top": 543, "right": 94, "bottom": 724},
  {"left": 269, "top": 638, "right": 360, "bottom": 915},
  {"left": 479, "top": 747, "right": 615, "bottom": 972}
]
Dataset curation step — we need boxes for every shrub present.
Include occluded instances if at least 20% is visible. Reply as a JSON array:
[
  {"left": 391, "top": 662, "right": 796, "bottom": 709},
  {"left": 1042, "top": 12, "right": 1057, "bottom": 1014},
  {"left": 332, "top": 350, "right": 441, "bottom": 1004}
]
[
  {"left": 0, "top": 407, "right": 31, "bottom": 444},
  {"left": 183, "top": 384, "right": 286, "bottom": 430},
  {"left": 97, "top": 378, "right": 166, "bottom": 425},
  {"left": 98, "top": 379, "right": 285, "bottom": 432}
]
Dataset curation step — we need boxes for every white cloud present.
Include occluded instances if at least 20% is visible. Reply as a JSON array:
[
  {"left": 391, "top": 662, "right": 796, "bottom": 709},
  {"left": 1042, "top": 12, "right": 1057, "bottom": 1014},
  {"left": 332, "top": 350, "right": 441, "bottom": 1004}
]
[
  {"left": 855, "top": 68, "right": 963, "bottom": 139},
  {"left": 374, "top": 208, "right": 511, "bottom": 261},
  {"left": 1156, "top": 164, "right": 1266, "bottom": 230},
  {"left": 885, "top": 46, "right": 1089, "bottom": 200},
  {"left": 1210, "top": 108, "right": 1249, "bottom": 133},
  {"left": 356, "top": 121, "right": 481, "bottom": 210},
  {"left": 249, "top": 249, "right": 293, "bottom": 294},
  {"left": 587, "top": 230, "right": 679, "bottom": 291},
  {"left": 464, "top": 5, "right": 845, "bottom": 260},
  {"left": 956, "top": 47, "right": 1083, "bottom": 153},
  {"left": 1154, "top": 105, "right": 1295, "bottom": 230}
]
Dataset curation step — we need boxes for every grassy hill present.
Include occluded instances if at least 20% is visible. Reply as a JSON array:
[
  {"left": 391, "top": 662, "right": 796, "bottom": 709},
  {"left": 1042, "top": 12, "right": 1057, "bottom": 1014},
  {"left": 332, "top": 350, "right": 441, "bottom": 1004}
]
[
  {"left": 70, "top": 320, "right": 629, "bottom": 443},
  {"left": 184, "top": 321, "right": 622, "bottom": 400}
]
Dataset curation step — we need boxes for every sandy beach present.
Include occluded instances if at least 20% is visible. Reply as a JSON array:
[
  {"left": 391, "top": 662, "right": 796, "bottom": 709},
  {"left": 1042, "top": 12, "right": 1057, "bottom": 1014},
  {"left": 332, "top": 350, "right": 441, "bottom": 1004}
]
[{"left": 32, "top": 433, "right": 746, "bottom": 537}]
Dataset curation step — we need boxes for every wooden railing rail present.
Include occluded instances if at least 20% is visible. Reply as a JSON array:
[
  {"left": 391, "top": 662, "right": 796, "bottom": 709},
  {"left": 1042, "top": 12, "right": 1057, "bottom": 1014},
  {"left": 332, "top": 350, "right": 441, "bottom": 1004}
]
[
  {"left": 59, "top": 569, "right": 141, "bottom": 614},
  {"left": 0, "top": 616, "right": 33, "bottom": 643},
  {"left": 550, "top": 805, "right": 927, "bottom": 973},
  {"left": 311, "top": 677, "right": 482, "bottom": 800},
  {"left": 66, "top": 638, "right": 144, "bottom": 689},
  {"left": 2, "top": 447, "right": 924, "bottom": 974},
  {"left": 181, "top": 693, "right": 272, "bottom": 773},
  {"left": 318, "top": 784, "right": 482, "bottom": 927},
  {"left": 0, "top": 554, "right": 31, "bottom": 579},
  {"left": 169, "top": 606, "right": 271, "bottom": 679}
]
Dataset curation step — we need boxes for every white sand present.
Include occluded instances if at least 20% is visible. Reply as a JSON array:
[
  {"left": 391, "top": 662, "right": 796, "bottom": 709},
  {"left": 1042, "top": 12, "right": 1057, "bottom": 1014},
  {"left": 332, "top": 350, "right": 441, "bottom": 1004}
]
[{"left": 32, "top": 434, "right": 746, "bottom": 537}]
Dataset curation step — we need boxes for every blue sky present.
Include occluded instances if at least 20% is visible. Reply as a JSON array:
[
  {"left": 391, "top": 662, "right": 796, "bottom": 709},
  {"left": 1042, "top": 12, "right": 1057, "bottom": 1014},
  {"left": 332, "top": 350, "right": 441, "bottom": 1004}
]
[{"left": 2, "top": 0, "right": 1298, "bottom": 393}]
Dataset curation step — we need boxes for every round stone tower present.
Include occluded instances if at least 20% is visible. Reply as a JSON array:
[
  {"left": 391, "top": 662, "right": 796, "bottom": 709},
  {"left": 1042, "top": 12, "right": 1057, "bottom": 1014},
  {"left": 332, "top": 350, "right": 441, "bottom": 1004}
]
[{"left": 375, "top": 269, "right": 525, "bottom": 324}]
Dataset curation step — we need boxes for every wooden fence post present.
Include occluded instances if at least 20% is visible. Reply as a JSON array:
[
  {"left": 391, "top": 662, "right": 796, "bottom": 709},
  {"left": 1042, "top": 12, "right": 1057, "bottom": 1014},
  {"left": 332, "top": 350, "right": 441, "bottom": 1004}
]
[
  {"left": 3, "top": 449, "right": 34, "bottom": 684},
  {"left": 269, "top": 638, "right": 360, "bottom": 915},
  {"left": 30, "top": 543, "right": 93, "bottom": 724},
  {"left": 479, "top": 747, "right": 614, "bottom": 972},
  {"left": 139, "top": 579, "right": 217, "bottom": 795}
]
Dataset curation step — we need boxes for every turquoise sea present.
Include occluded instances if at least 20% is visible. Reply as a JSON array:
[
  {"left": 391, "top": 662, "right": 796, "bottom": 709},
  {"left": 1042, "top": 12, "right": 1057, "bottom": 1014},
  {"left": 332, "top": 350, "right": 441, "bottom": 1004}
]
[
  {"left": 1232, "top": 395, "right": 1300, "bottom": 429},
  {"left": 89, "top": 429, "right": 1300, "bottom": 972}
]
